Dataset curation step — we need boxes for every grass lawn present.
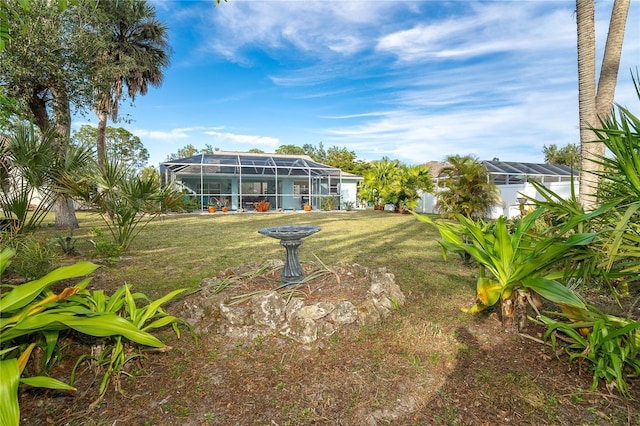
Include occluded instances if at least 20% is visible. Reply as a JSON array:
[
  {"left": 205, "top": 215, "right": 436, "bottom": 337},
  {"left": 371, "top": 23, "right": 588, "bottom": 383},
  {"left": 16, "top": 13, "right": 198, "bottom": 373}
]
[{"left": 60, "top": 209, "right": 476, "bottom": 316}]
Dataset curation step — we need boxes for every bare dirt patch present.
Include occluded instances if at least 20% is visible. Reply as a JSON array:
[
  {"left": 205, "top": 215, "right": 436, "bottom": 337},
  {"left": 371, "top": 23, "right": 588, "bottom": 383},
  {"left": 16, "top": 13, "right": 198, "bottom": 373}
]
[{"left": 18, "top": 264, "right": 640, "bottom": 426}]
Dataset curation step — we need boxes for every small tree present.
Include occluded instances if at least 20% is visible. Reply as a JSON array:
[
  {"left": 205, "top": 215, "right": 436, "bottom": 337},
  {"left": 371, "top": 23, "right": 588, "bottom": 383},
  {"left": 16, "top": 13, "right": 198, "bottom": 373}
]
[
  {"left": 359, "top": 157, "right": 400, "bottom": 209},
  {"left": 60, "top": 158, "right": 181, "bottom": 252},
  {"left": 436, "top": 155, "right": 502, "bottom": 220},
  {"left": 385, "top": 163, "right": 433, "bottom": 212}
]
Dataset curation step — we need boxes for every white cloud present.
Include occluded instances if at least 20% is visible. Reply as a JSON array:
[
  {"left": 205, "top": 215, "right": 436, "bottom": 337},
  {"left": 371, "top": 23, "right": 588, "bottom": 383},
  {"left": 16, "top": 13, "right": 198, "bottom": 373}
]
[
  {"left": 204, "top": 130, "right": 280, "bottom": 148},
  {"left": 132, "top": 127, "right": 195, "bottom": 140}
]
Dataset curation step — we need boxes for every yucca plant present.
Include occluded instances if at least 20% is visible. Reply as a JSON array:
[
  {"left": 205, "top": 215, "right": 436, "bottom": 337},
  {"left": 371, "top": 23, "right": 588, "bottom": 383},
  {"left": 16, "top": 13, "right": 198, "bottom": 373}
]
[
  {"left": 0, "top": 247, "right": 175, "bottom": 426},
  {"left": 591, "top": 82, "right": 640, "bottom": 276},
  {"left": 414, "top": 209, "right": 590, "bottom": 332},
  {"left": 525, "top": 179, "right": 619, "bottom": 289}
]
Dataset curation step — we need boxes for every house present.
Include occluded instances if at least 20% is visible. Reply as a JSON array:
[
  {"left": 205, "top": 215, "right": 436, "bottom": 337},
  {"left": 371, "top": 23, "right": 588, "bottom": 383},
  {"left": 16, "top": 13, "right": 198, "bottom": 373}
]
[
  {"left": 160, "top": 151, "right": 362, "bottom": 211},
  {"left": 414, "top": 161, "right": 579, "bottom": 219}
]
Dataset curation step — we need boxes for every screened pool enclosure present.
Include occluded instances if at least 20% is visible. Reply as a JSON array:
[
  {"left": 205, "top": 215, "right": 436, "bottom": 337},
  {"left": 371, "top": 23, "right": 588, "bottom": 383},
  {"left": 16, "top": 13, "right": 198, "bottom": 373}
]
[{"left": 160, "top": 152, "right": 361, "bottom": 211}]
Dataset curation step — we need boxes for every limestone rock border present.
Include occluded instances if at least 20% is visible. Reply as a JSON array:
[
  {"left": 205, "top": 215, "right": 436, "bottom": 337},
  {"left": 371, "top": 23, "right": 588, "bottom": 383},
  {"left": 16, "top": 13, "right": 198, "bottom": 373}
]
[{"left": 175, "top": 263, "right": 405, "bottom": 344}]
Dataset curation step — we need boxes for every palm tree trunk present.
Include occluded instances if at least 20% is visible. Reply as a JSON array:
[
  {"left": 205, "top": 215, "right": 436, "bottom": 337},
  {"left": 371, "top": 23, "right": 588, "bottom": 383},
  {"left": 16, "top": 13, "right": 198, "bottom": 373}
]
[
  {"left": 577, "top": 0, "right": 598, "bottom": 210},
  {"left": 501, "top": 291, "right": 529, "bottom": 333},
  {"left": 596, "top": 0, "right": 630, "bottom": 117},
  {"left": 50, "top": 85, "right": 79, "bottom": 229},
  {"left": 577, "top": 0, "right": 630, "bottom": 210}
]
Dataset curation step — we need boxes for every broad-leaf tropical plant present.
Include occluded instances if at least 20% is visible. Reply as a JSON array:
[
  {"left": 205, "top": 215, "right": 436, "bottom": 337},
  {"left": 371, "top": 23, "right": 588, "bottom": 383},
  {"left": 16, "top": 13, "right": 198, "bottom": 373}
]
[
  {"left": 0, "top": 246, "right": 187, "bottom": 424},
  {"left": 435, "top": 154, "right": 502, "bottom": 220},
  {"left": 414, "top": 209, "right": 590, "bottom": 331}
]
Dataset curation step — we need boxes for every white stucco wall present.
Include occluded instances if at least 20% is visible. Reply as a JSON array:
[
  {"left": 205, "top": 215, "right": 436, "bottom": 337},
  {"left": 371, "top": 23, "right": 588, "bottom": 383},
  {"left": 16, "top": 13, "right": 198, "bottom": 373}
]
[
  {"left": 415, "top": 180, "right": 580, "bottom": 219},
  {"left": 340, "top": 181, "right": 359, "bottom": 208}
]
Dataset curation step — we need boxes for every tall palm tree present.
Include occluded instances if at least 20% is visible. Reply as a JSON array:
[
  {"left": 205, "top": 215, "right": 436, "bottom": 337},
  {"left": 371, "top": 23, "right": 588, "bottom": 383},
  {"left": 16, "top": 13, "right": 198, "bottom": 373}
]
[
  {"left": 93, "top": 0, "right": 169, "bottom": 168},
  {"left": 576, "top": 0, "right": 630, "bottom": 209}
]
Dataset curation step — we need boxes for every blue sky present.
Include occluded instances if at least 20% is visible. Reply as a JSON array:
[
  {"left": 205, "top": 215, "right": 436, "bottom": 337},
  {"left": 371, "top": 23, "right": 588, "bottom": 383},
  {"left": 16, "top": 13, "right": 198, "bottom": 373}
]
[{"left": 76, "top": 0, "right": 640, "bottom": 168}]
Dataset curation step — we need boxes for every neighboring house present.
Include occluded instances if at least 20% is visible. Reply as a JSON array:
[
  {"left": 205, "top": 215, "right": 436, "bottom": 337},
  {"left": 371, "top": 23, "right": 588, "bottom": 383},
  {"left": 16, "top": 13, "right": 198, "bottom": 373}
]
[
  {"left": 160, "top": 151, "right": 362, "bottom": 211},
  {"left": 415, "top": 161, "right": 579, "bottom": 219}
]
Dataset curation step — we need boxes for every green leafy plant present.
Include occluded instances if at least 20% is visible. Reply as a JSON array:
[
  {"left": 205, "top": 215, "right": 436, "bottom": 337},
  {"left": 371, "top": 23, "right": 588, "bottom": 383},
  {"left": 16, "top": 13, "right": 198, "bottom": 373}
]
[
  {"left": 68, "top": 284, "right": 188, "bottom": 394},
  {"left": 414, "top": 209, "right": 590, "bottom": 331},
  {"left": 536, "top": 305, "right": 640, "bottom": 396},
  {"left": 60, "top": 158, "right": 182, "bottom": 252},
  {"left": 90, "top": 227, "right": 122, "bottom": 260},
  {"left": 435, "top": 154, "right": 502, "bottom": 220},
  {"left": 0, "top": 247, "right": 182, "bottom": 425},
  {"left": 385, "top": 163, "right": 433, "bottom": 213},
  {"left": 50, "top": 228, "right": 84, "bottom": 256},
  {"left": 320, "top": 196, "right": 338, "bottom": 211},
  {"left": 9, "top": 235, "right": 60, "bottom": 280},
  {"left": 0, "top": 124, "right": 92, "bottom": 234}
]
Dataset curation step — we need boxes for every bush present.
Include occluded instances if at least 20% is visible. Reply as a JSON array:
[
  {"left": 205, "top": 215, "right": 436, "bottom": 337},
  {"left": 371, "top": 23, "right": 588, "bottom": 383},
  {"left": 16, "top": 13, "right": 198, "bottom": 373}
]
[
  {"left": 320, "top": 196, "right": 338, "bottom": 211},
  {"left": 0, "top": 248, "right": 187, "bottom": 426},
  {"left": 90, "top": 227, "right": 122, "bottom": 260},
  {"left": 9, "top": 235, "right": 60, "bottom": 280}
]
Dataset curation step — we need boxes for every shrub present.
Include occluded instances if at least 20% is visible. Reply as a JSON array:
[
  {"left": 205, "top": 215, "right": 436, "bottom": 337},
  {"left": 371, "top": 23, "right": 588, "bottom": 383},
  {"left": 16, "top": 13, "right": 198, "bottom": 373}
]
[
  {"left": 320, "top": 196, "right": 338, "bottom": 211},
  {"left": 0, "top": 247, "right": 187, "bottom": 425},
  {"left": 9, "top": 235, "right": 60, "bottom": 280}
]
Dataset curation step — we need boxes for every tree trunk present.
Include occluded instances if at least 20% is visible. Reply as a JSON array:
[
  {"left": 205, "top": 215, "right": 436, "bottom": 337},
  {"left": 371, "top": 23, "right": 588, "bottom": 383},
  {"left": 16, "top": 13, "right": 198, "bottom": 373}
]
[
  {"left": 49, "top": 85, "right": 79, "bottom": 229},
  {"left": 53, "top": 195, "right": 79, "bottom": 229},
  {"left": 577, "top": 0, "right": 599, "bottom": 210},
  {"left": 596, "top": 0, "right": 630, "bottom": 119},
  {"left": 96, "top": 110, "right": 108, "bottom": 169},
  {"left": 577, "top": 0, "right": 630, "bottom": 209},
  {"left": 501, "top": 291, "right": 529, "bottom": 333}
]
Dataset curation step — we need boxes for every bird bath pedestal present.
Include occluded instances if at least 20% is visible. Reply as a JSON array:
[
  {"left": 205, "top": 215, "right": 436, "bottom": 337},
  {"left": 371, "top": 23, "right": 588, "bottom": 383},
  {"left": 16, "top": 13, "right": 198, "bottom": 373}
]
[{"left": 258, "top": 225, "right": 321, "bottom": 286}]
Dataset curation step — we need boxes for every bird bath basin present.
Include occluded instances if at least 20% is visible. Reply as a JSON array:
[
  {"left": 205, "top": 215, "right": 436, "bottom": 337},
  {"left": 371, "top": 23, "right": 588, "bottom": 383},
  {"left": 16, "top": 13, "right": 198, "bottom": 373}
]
[{"left": 258, "top": 225, "right": 321, "bottom": 286}]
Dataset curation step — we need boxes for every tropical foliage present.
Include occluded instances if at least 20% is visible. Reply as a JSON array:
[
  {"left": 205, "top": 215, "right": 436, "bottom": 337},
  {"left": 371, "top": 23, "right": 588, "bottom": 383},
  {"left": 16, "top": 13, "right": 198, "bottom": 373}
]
[
  {"left": 359, "top": 157, "right": 399, "bottom": 209},
  {"left": 435, "top": 154, "right": 501, "bottom": 220},
  {"left": 414, "top": 209, "right": 591, "bottom": 331},
  {"left": 385, "top": 163, "right": 433, "bottom": 212},
  {"left": 91, "top": 0, "right": 169, "bottom": 168},
  {"left": 416, "top": 79, "right": 640, "bottom": 394},
  {"left": 0, "top": 124, "right": 91, "bottom": 234},
  {"left": 59, "top": 158, "right": 182, "bottom": 252},
  {"left": 0, "top": 248, "right": 186, "bottom": 426},
  {"left": 543, "top": 143, "right": 581, "bottom": 169}
]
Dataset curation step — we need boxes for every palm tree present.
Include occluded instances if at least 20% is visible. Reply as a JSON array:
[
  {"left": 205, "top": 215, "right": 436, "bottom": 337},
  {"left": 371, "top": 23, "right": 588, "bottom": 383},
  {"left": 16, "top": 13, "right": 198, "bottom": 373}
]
[
  {"left": 360, "top": 157, "right": 399, "bottom": 209},
  {"left": 543, "top": 143, "right": 581, "bottom": 169},
  {"left": 576, "top": 0, "right": 630, "bottom": 209},
  {"left": 93, "top": 0, "right": 169, "bottom": 168},
  {"left": 385, "top": 163, "right": 433, "bottom": 212},
  {"left": 436, "top": 155, "right": 501, "bottom": 220}
]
